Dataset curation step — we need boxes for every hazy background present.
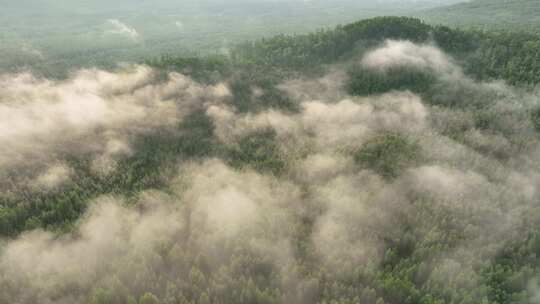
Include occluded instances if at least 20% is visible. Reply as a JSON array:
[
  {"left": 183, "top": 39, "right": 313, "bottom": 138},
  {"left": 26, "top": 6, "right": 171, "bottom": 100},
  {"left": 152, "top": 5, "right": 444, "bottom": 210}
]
[{"left": 0, "top": 0, "right": 465, "bottom": 74}]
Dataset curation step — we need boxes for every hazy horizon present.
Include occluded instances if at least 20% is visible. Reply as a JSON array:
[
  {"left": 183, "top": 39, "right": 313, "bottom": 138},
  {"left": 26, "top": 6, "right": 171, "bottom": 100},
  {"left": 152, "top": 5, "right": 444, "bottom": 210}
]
[{"left": 0, "top": 0, "right": 465, "bottom": 75}]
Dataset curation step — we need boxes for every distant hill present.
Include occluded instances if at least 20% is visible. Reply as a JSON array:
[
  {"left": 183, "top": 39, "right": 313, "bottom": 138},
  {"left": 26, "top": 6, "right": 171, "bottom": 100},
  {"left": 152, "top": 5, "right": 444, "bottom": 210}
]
[
  {"left": 417, "top": 0, "right": 540, "bottom": 31},
  {"left": 0, "top": 0, "right": 461, "bottom": 76}
]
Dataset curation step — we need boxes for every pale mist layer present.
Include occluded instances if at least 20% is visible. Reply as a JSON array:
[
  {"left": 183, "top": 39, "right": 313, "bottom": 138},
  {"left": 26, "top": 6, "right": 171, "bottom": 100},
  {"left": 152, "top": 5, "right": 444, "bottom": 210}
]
[{"left": 1, "top": 39, "right": 540, "bottom": 303}]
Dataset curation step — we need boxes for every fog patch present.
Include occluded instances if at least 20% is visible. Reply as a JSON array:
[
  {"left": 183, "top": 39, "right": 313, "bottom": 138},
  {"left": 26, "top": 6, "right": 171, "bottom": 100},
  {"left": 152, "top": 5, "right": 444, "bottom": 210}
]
[
  {"left": 362, "top": 40, "right": 458, "bottom": 76},
  {"left": 0, "top": 65, "right": 228, "bottom": 189},
  {"left": 33, "top": 164, "right": 73, "bottom": 190},
  {"left": 106, "top": 19, "right": 140, "bottom": 41}
]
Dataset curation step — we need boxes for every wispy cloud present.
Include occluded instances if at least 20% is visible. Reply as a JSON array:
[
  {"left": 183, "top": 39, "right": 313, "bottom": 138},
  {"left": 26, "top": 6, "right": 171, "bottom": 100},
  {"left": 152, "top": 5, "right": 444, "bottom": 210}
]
[{"left": 106, "top": 19, "right": 140, "bottom": 41}]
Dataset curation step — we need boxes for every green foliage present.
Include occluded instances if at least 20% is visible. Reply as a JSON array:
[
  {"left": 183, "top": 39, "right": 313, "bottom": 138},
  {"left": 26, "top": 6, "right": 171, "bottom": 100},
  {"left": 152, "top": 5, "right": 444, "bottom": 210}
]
[
  {"left": 234, "top": 17, "right": 432, "bottom": 71},
  {"left": 177, "top": 110, "right": 219, "bottom": 158},
  {"left": 228, "top": 77, "right": 298, "bottom": 113},
  {"left": 342, "top": 16, "right": 431, "bottom": 43},
  {"left": 354, "top": 133, "right": 421, "bottom": 179},
  {"left": 231, "top": 16, "right": 540, "bottom": 87},
  {"left": 462, "top": 31, "right": 540, "bottom": 85},
  {"left": 87, "top": 288, "right": 131, "bottom": 304},
  {"left": 531, "top": 107, "right": 540, "bottom": 132},
  {"left": 228, "top": 129, "right": 286, "bottom": 175},
  {"left": 139, "top": 293, "right": 160, "bottom": 304},
  {"left": 431, "top": 25, "right": 478, "bottom": 54},
  {"left": 146, "top": 55, "right": 231, "bottom": 83},
  {"left": 348, "top": 65, "right": 436, "bottom": 96}
]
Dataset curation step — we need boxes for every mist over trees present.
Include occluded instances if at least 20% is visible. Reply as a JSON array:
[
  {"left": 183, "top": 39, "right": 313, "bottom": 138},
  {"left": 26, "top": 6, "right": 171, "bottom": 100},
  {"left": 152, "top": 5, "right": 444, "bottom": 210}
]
[{"left": 2, "top": 7, "right": 540, "bottom": 304}]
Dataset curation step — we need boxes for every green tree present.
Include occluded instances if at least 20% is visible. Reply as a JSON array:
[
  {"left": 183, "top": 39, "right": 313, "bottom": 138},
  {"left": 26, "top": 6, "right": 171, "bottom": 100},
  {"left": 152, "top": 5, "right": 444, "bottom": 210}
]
[{"left": 139, "top": 292, "right": 160, "bottom": 304}]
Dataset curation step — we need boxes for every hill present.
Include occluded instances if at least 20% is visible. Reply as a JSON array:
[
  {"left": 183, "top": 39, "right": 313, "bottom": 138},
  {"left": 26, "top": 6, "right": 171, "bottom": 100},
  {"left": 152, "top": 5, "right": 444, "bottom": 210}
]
[
  {"left": 2, "top": 16, "right": 540, "bottom": 304},
  {"left": 0, "top": 0, "right": 461, "bottom": 77},
  {"left": 417, "top": 0, "right": 540, "bottom": 31}
]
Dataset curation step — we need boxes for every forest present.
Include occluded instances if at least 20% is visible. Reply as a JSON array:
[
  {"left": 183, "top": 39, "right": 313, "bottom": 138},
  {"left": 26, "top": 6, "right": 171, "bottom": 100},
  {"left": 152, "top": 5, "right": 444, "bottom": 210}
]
[
  {"left": 0, "top": 0, "right": 445, "bottom": 76},
  {"left": 2, "top": 12, "right": 540, "bottom": 304},
  {"left": 418, "top": 0, "right": 540, "bottom": 31},
  {"left": 0, "top": 0, "right": 479, "bottom": 77}
]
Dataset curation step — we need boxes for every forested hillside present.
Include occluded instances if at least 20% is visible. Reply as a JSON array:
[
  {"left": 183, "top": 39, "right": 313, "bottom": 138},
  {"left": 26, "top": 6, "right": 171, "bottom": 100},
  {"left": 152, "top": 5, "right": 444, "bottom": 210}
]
[
  {"left": 2, "top": 16, "right": 540, "bottom": 304},
  {"left": 418, "top": 0, "right": 540, "bottom": 31},
  {"left": 0, "top": 0, "right": 461, "bottom": 77}
]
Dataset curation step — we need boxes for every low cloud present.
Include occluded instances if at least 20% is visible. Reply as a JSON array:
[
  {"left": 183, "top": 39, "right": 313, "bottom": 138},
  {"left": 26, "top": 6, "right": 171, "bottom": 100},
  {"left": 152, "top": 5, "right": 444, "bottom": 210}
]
[
  {"left": 361, "top": 39, "right": 459, "bottom": 75},
  {"left": 1, "top": 39, "right": 540, "bottom": 303},
  {"left": 33, "top": 164, "right": 73, "bottom": 189},
  {"left": 208, "top": 90, "right": 428, "bottom": 151},
  {"left": 0, "top": 160, "right": 301, "bottom": 303},
  {"left": 0, "top": 65, "right": 228, "bottom": 190},
  {"left": 175, "top": 21, "right": 184, "bottom": 30},
  {"left": 20, "top": 42, "right": 44, "bottom": 59},
  {"left": 106, "top": 19, "right": 140, "bottom": 41}
]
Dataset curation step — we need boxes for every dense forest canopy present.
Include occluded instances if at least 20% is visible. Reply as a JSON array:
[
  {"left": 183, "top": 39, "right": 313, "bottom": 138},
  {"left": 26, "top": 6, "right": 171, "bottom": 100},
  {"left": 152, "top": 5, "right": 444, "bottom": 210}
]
[{"left": 2, "top": 3, "right": 540, "bottom": 304}]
